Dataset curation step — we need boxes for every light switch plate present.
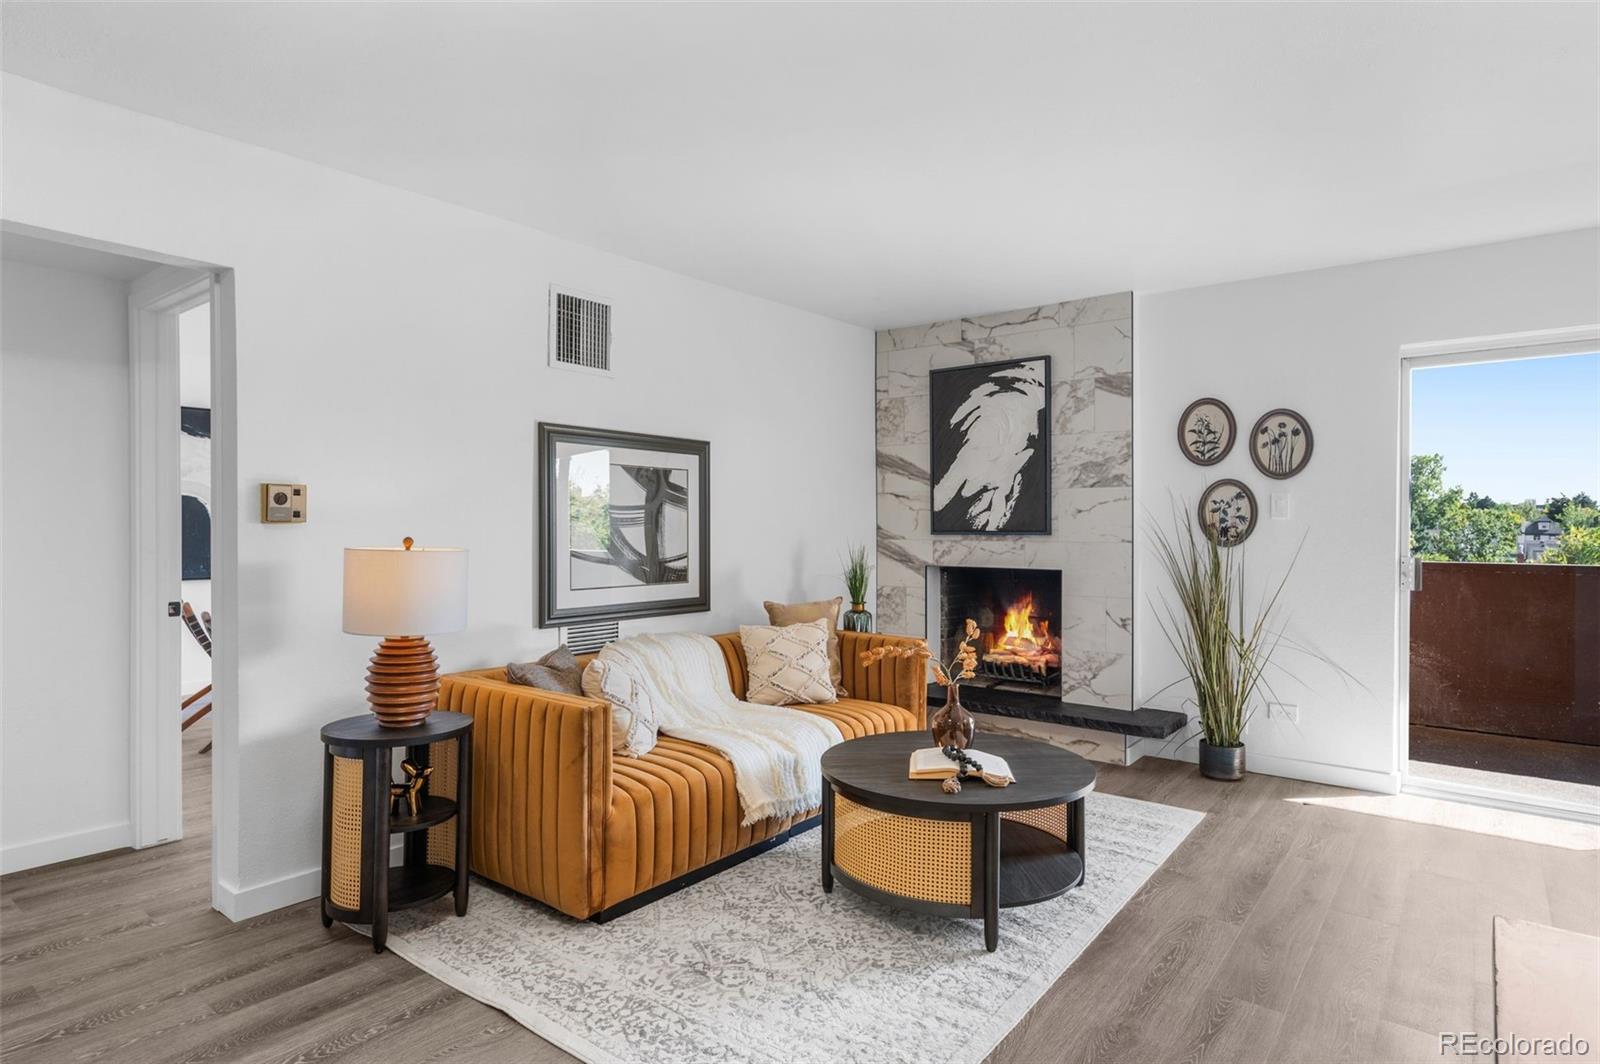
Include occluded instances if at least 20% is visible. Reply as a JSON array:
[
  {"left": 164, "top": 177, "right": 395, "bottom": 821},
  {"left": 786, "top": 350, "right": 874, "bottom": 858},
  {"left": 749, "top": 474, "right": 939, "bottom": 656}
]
[
  {"left": 1270, "top": 492, "right": 1292, "bottom": 520},
  {"left": 260, "top": 483, "right": 307, "bottom": 523}
]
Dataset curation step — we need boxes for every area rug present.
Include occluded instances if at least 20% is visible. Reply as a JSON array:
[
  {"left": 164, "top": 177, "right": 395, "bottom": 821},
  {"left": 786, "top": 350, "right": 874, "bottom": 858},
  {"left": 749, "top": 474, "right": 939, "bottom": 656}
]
[
  {"left": 376, "top": 792, "right": 1201, "bottom": 1064},
  {"left": 1493, "top": 916, "right": 1599, "bottom": 1063}
]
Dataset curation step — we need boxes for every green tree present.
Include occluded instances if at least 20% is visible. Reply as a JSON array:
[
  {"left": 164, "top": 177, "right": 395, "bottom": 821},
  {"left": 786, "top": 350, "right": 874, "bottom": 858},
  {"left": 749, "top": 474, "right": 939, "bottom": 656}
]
[
  {"left": 1410, "top": 454, "right": 1521, "bottom": 562},
  {"left": 1559, "top": 504, "right": 1599, "bottom": 530},
  {"left": 1543, "top": 525, "right": 1600, "bottom": 565},
  {"left": 1409, "top": 454, "right": 1462, "bottom": 555}
]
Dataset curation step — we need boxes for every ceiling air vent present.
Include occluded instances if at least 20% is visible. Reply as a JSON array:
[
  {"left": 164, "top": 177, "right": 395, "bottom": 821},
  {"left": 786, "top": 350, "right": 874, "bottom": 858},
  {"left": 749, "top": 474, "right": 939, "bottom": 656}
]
[
  {"left": 549, "top": 286, "right": 613, "bottom": 375},
  {"left": 562, "top": 620, "right": 619, "bottom": 655}
]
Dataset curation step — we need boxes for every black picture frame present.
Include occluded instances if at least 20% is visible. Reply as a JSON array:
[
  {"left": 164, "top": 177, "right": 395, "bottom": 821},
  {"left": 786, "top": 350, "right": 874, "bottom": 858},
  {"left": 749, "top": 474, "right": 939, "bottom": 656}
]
[
  {"left": 1249, "top": 408, "right": 1314, "bottom": 480},
  {"left": 537, "top": 423, "right": 710, "bottom": 628},
  {"left": 928, "top": 356, "right": 1052, "bottom": 536},
  {"left": 1177, "top": 397, "right": 1235, "bottom": 466}
]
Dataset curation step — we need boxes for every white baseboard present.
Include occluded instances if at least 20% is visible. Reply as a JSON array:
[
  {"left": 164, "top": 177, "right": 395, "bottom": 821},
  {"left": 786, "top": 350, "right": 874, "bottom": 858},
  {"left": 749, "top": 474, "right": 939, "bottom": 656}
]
[
  {"left": 0, "top": 820, "right": 135, "bottom": 874},
  {"left": 1127, "top": 740, "right": 1401, "bottom": 794},
  {"left": 213, "top": 838, "right": 406, "bottom": 922}
]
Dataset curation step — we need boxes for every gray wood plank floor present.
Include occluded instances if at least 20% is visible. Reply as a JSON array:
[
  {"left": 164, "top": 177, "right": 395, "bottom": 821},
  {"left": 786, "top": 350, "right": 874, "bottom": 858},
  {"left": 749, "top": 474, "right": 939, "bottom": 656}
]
[{"left": 3, "top": 718, "right": 1594, "bottom": 1063}]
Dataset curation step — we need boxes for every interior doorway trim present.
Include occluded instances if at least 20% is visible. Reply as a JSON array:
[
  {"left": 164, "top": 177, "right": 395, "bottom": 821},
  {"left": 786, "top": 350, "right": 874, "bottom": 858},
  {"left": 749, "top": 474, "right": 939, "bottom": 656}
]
[
  {"left": 129, "top": 267, "right": 212, "bottom": 849},
  {"left": 1395, "top": 323, "right": 1600, "bottom": 824}
]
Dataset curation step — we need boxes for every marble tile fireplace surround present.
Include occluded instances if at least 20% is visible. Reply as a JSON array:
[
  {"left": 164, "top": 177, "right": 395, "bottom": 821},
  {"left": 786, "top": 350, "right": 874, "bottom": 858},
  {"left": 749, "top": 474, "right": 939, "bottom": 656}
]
[{"left": 876, "top": 292, "right": 1134, "bottom": 717}]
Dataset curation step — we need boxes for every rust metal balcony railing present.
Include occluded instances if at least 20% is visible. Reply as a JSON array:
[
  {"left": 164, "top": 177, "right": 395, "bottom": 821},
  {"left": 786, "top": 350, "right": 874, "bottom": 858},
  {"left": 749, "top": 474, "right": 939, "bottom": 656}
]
[{"left": 1410, "top": 561, "right": 1600, "bottom": 746}]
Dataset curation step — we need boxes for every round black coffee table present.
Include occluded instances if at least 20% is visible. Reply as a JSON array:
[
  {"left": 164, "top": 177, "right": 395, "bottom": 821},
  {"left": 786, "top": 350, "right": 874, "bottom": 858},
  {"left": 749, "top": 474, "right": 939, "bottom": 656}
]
[{"left": 820, "top": 732, "right": 1096, "bottom": 951}]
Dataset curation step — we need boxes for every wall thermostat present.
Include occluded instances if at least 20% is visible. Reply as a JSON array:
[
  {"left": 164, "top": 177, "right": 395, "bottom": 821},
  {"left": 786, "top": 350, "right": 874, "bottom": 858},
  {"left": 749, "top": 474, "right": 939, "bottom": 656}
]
[{"left": 261, "top": 483, "right": 307, "bottom": 523}]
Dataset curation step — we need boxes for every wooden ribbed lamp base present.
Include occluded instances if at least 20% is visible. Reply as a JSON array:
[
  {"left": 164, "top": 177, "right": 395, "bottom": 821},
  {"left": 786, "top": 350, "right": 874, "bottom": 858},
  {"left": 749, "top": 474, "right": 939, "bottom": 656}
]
[{"left": 365, "top": 636, "right": 440, "bottom": 728}]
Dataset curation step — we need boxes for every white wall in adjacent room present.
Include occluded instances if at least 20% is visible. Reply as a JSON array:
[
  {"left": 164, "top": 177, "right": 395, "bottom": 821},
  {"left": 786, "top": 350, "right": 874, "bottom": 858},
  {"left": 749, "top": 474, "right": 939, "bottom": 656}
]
[
  {"left": 0, "top": 258, "right": 135, "bottom": 871},
  {"left": 1134, "top": 229, "right": 1600, "bottom": 790},
  {"left": 1, "top": 75, "right": 876, "bottom": 913}
]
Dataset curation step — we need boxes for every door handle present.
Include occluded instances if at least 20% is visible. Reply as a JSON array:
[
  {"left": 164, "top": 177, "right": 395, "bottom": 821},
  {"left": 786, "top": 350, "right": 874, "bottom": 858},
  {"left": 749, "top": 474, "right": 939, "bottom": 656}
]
[{"left": 168, "top": 601, "right": 181, "bottom": 617}]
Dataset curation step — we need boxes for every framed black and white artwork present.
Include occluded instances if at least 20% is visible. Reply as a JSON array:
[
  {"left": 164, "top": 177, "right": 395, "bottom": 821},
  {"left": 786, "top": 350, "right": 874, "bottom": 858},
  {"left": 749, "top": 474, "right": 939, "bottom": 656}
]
[
  {"left": 1250, "top": 408, "right": 1313, "bottom": 479},
  {"left": 1177, "top": 397, "right": 1235, "bottom": 466},
  {"left": 538, "top": 423, "right": 710, "bottom": 627},
  {"left": 181, "top": 406, "right": 212, "bottom": 580},
  {"left": 929, "top": 356, "right": 1051, "bottom": 535},
  {"left": 1197, "top": 478, "right": 1257, "bottom": 547}
]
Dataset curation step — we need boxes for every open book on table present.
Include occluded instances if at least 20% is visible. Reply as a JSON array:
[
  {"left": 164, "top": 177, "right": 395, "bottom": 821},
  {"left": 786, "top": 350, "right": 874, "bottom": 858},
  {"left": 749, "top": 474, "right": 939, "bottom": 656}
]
[{"left": 908, "top": 747, "right": 1013, "bottom": 781}]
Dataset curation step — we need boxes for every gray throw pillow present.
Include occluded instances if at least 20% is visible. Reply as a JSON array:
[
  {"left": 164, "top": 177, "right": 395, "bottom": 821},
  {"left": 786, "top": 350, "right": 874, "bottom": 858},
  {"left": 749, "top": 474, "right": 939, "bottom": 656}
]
[{"left": 506, "top": 645, "right": 584, "bottom": 695}]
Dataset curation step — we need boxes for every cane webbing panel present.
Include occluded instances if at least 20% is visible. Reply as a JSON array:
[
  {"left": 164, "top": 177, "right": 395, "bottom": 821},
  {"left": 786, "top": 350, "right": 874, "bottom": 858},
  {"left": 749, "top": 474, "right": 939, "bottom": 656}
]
[
  {"left": 426, "top": 739, "right": 457, "bottom": 869},
  {"left": 330, "top": 755, "right": 364, "bottom": 910},
  {"left": 834, "top": 792, "right": 970, "bottom": 905},
  {"left": 1003, "top": 803, "right": 1069, "bottom": 844}
]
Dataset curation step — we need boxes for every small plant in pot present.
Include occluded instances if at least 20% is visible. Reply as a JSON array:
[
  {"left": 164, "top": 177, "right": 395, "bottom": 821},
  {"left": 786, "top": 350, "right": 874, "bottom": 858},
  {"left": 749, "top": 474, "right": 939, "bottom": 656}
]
[
  {"left": 840, "top": 543, "right": 874, "bottom": 633},
  {"left": 1148, "top": 502, "right": 1298, "bottom": 781}
]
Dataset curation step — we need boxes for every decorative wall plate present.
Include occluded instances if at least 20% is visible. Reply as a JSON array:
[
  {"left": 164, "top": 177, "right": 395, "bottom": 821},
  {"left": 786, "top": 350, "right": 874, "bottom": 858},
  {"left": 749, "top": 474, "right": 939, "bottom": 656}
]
[
  {"left": 1177, "top": 397, "right": 1235, "bottom": 466},
  {"left": 1197, "top": 478, "right": 1257, "bottom": 547},
  {"left": 1249, "top": 408, "right": 1313, "bottom": 479}
]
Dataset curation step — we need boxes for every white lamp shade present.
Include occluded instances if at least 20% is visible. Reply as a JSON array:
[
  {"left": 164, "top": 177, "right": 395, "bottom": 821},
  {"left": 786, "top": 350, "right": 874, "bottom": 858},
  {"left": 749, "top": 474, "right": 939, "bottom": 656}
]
[{"left": 342, "top": 546, "right": 468, "bottom": 636}]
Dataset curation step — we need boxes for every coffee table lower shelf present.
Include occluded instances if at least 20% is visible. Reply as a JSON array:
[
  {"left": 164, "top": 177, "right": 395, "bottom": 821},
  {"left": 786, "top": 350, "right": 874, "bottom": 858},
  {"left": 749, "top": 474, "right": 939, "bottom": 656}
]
[{"left": 822, "top": 785, "right": 1088, "bottom": 951}]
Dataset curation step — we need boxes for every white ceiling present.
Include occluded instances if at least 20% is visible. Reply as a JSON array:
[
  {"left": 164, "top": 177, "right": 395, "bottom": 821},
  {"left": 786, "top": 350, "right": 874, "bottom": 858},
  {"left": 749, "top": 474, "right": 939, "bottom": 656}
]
[{"left": 3, "top": 2, "right": 1595, "bottom": 328}]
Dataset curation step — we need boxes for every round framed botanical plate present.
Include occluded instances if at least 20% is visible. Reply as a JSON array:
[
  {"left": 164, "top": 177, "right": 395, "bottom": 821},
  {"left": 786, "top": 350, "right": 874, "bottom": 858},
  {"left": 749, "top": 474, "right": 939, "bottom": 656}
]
[
  {"left": 1177, "top": 397, "right": 1235, "bottom": 466},
  {"left": 1197, "top": 478, "right": 1257, "bottom": 547},
  {"left": 1250, "top": 408, "right": 1313, "bottom": 479}
]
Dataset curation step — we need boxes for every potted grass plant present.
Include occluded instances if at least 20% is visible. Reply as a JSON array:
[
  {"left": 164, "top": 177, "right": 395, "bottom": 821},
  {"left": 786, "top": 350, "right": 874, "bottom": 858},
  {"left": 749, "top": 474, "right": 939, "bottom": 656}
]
[
  {"left": 840, "top": 543, "right": 874, "bottom": 632},
  {"left": 1148, "top": 503, "right": 1298, "bottom": 781}
]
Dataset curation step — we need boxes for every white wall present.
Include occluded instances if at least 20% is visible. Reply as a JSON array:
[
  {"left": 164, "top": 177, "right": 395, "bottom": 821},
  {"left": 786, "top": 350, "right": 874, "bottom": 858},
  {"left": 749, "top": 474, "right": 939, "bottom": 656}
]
[
  {"left": 1, "top": 75, "right": 876, "bottom": 912},
  {"left": 1, "top": 258, "right": 135, "bottom": 871},
  {"left": 1134, "top": 229, "right": 1600, "bottom": 790}
]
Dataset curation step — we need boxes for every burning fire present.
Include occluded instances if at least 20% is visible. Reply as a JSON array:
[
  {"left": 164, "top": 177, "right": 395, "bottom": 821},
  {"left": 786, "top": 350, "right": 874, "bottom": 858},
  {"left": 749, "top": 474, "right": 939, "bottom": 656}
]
[{"left": 983, "top": 594, "right": 1061, "bottom": 675}]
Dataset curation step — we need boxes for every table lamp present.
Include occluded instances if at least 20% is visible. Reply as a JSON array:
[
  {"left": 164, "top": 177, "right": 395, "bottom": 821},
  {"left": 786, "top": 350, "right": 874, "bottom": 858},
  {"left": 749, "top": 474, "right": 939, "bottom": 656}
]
[{"left": 342, "top": 537, "right": 468, "bottom": 728}]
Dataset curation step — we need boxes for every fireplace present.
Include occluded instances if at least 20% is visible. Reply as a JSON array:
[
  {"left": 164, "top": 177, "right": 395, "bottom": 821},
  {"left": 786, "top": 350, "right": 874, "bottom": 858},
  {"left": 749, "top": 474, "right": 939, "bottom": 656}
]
[{"left": 931, "top": 565, "right": 1063, "bottom": 698}]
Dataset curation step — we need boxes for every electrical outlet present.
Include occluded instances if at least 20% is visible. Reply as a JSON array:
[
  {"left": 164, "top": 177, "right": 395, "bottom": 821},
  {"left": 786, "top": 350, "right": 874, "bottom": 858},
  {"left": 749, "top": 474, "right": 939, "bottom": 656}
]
[
  {"left": 1270, "top": 492, "right": 1292, "bottom": 520},
  {"left": 1268, "top": 702, "right": 1299, "bottom": 723}
]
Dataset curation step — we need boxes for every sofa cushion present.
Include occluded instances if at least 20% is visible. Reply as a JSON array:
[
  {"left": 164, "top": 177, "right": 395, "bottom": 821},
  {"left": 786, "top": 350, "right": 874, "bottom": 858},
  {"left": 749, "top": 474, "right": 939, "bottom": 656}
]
[
  {"left": 764, "top": 597, "right": 846, "bottom": 694},
  {"left": 582, "top": 654, "right": 660, "bottom": 757},
  {"left": 506, "top": 645, "right": 584, "bottom": 695},
  {"left": 740, "top": 619, "right": 837, "bottom": 705},
  {"left": 792, "top": 698, "right": 921, "bottom": 740}
]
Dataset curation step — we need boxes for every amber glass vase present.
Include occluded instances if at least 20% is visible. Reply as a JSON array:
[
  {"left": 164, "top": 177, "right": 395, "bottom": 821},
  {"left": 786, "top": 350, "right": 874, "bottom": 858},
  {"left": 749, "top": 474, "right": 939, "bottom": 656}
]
[{"left": 930, "top": 684, "right": 976, "bottom": 750}]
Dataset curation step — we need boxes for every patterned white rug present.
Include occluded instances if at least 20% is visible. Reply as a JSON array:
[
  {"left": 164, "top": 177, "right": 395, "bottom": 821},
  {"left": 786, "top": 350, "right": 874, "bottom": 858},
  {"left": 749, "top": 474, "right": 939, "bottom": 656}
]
[{"left": 378, "top": 792, "right": 1201, "bottom": 1064}]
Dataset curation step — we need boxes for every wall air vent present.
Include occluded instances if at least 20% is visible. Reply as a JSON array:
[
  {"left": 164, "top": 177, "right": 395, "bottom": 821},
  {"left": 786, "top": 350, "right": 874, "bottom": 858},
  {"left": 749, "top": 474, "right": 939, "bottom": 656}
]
[
  {"left": 562, "top": 619, "right": 619, "bottom": 655},
  {"left": 549, "top": 286, "right": 613, "bottom": 375}
]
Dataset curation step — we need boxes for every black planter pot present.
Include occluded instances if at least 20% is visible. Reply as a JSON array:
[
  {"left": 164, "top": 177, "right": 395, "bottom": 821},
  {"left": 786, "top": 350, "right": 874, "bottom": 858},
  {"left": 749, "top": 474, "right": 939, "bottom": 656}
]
[{"left": 1199, "top": 740, "right": 1245, "bottom": 781}]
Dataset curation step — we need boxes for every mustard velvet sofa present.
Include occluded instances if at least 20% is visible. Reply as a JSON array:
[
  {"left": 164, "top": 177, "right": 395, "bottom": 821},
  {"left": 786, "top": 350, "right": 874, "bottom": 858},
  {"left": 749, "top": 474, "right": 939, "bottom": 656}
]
[{"left": 438, "top": 630, "right": 928, "bottom": 922}]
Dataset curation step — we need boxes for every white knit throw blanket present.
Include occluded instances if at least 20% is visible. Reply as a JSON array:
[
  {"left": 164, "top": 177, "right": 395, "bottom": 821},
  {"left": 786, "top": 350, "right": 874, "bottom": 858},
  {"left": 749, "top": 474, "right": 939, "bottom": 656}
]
[{"left": 605, "top": 632, "right": 843, "bottom": 825}]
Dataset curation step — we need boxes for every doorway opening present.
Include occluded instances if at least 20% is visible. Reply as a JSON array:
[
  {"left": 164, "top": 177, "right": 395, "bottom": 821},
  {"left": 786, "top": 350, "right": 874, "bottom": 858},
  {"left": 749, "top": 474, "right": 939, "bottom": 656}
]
[
  {"left": 1, "top": 224, "right": 236, "bottom": 909},
  {"left": 1399, "top": 329, "right": 1599, "bottom": 821}
]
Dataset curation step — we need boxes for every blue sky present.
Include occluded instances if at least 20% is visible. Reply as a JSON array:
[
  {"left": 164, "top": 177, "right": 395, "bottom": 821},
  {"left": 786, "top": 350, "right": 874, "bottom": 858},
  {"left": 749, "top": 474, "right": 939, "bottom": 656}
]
[{"left": 1411, "top": 352, "right": 1599, "bottom": 504}]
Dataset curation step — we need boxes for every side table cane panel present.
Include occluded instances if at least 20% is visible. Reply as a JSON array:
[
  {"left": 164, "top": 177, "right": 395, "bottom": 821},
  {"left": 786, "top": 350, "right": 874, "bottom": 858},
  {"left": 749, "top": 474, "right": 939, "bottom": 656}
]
[
  {"left": 1003, "top": 803, "right": 1070, "bottom": 844},
  {"left": 330, "top": 755, "right": 366, "bottom": 911},
  {"left": 834, "top": 791, "right": 971, "bottom": 905},
  {"left": 425, "top": 738, "right": 457, "bottom": 870}
]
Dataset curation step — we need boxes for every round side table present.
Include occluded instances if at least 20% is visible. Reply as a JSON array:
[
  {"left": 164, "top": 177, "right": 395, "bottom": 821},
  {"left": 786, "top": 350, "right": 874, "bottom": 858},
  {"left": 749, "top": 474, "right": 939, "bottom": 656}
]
[{"left": 319, "top": 711, "right": 472, "bottom": 953}]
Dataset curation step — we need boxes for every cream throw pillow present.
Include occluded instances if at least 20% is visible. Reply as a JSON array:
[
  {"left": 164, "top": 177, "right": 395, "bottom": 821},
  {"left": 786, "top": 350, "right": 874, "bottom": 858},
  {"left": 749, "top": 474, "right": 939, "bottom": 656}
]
[
  {"left": 763, "top": 597, "right": 846, "bottom": 696},
  {"left": 740, "top": 619, "right": 838, "bottom": 706},
  {"left": 581, "top": 653, "right": 659, "bottom": 757}
]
